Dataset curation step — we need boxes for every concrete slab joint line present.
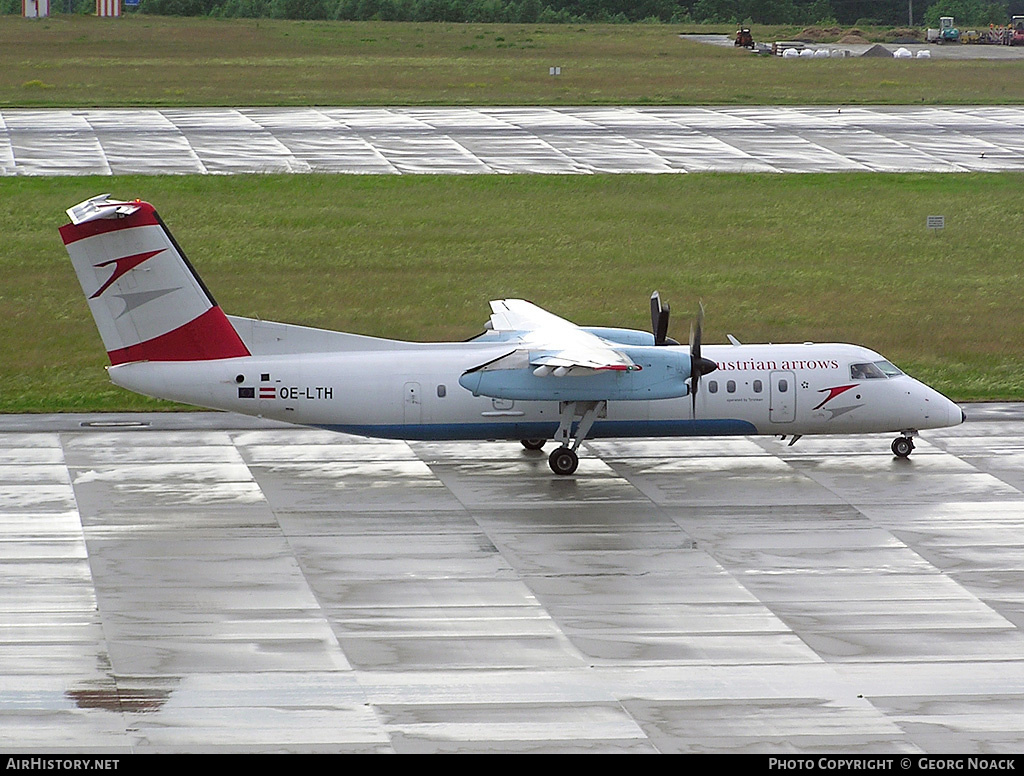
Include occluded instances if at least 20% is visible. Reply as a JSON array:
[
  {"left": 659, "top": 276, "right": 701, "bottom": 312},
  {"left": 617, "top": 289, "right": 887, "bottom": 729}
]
[
  {"left": 3, "top": 106, "right": 1024, "bottom": 176},
  {"left": 2, "top": 405, "right": 1024, "bottom": 751}
]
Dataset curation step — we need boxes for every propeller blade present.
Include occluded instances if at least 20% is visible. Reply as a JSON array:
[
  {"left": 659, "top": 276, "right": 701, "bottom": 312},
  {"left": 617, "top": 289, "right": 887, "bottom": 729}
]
[
  {"left": 690, "top": 301, "right": 703, "bottom": 358},
  {"left": 689, "top": 302, "right": 717, "bottom": 416},
  {"left": 650, "top": 291, "right": 670, "bottom": 346}
]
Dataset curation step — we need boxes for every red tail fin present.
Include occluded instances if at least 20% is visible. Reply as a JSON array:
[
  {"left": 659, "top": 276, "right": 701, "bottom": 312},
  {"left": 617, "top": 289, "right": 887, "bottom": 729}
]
[{"left": 61, "top": 195, "right": 250, "bottom": 365}]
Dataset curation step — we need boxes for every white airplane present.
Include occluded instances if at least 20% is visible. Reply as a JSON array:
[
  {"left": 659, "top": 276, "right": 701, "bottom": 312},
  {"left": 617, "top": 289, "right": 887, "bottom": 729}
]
[{"left": 61, "top": 195, "right": 965, "bottom": 475}]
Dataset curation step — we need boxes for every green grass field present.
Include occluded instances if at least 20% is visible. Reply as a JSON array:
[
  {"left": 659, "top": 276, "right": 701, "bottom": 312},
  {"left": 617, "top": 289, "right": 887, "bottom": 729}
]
[
  {"left": 2, "top": 16, "right": 1024, "bottom": 107},
  {"left": 2, "top": 17, "right": 1022, "bottom": 411},
  {"left": 4, "top": 173, "right": 1023, "bottom": 412}
]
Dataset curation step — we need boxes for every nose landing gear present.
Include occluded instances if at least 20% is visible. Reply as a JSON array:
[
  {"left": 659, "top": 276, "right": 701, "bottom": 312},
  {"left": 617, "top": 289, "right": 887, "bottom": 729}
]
[{"left": 891, "top": 435, "right": 916, "bottom": 458}]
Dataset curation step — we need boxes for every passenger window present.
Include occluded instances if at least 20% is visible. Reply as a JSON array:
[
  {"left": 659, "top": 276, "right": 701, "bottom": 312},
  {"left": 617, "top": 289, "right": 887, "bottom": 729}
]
[
  {"left": 708, "top": 380, "right": 718, "bottom": 394},
  {"left": 726, "top": 380, "right": 736, "bottom": 393},
  {"left": 753, "top": 380, "right": 762, "bottom": 393},
  {"left": 778, "top": 379, "right": 788, "bottom": 393},
  {"left": 437, "top": 385, "right": 446, "bottom": 398}
]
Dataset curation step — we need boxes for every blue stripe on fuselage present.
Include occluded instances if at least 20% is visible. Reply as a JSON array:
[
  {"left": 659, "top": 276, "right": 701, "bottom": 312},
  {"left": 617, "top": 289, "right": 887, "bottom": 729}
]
[{"left": 311, "top": 418, "right": 758, "bottom": 441}]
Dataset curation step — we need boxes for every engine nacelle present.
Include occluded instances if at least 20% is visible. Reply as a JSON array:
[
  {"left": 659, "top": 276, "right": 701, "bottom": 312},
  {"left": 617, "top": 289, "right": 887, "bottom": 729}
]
[{"left": 459, "top": 346, "right": 693, "bottom": 401}]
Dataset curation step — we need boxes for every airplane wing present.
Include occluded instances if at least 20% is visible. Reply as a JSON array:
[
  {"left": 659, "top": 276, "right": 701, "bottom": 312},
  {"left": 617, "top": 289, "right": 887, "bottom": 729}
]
[
  {"left": 487, "top": 299, "right": 581, "bottom": 335},
  {"left": 461, "top": 298, "right": 693, "bottom": 403},
  {"left": 483, "top": 300, "right": 637, "bottom": 373}
]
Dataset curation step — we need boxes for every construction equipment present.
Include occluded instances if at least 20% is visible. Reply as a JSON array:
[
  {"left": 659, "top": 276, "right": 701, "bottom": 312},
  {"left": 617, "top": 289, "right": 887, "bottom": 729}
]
[
  {"left": 734, "top": 27, "right": 754, "bottom": 49},
  {"left": 1011, "top": 16, "right": 1024, "bottom": 45},
  {"left": 926, "top": 17, "right": 960, "bottom": 43},
  {"left": 978, "top": 26, "right": 1003, "bottom": 44}
]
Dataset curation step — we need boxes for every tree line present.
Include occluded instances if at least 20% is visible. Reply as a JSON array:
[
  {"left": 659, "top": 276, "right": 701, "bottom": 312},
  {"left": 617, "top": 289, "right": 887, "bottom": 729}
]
[{"left": 5, "top": 0, "right": 1022, "bottom": 26}]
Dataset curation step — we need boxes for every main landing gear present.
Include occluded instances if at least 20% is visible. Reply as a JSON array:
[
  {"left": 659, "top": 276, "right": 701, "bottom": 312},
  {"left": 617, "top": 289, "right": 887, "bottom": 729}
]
[
  {"left": 548, "top": 446, "right": 580, "bottom": 476},
  {"left": 520, "top": 400, "right": 606, "bottom": 476},
  {"left": 891, "top": 434, "right": 916, "bottom": 459},
  {"left": 520, "top": 437, "right": 582, "bottom": 475}
]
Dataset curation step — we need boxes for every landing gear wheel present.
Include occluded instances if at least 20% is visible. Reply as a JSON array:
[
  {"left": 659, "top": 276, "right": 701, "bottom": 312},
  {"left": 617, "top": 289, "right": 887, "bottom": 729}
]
[
  {"left": 521, "top": 438, "right": 546, "bottom": 451},
  {"left": 892, "top": 437, "right": 915, "bottom": 458},
  {"left": 548, "top": 447, "right": 579, "bottom": 476}
]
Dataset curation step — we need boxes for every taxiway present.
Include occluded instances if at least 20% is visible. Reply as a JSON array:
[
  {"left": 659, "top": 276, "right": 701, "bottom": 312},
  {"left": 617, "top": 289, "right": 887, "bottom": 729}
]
[
  {"left": 2, "top": 405, "right": 1023, "bottom": 752},
  {"left": 3, "top": 106, "right": 1024, "bottom": 175}
]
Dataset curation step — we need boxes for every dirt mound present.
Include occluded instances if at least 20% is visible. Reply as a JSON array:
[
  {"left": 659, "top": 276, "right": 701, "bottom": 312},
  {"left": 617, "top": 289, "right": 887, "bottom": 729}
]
[
  {"left": 860, "top": 43, "right": 893, "bottom": 57},
  {"left": 796, "top": 26, "right": 843, "bottom": 42},
  {"left": 885, "top": 27, "right": 924, "bottom": 42},
  {"left": 838, "top": 29, "right": 870, "bottom": 44}
]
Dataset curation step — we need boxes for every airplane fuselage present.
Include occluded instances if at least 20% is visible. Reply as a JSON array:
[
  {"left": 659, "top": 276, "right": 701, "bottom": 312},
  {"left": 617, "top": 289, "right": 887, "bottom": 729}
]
[
  {"left": 108, "top": 338, "right": 961, "bottom": 442},
  {"left": 61, "top": 195, "right": 964, "bottom": 474}
]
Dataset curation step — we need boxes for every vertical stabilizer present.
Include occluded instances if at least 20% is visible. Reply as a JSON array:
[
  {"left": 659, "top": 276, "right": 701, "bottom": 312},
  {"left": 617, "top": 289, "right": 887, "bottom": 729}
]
[{"left": 61, "top": 195, "right": 250, "bottom": 365}]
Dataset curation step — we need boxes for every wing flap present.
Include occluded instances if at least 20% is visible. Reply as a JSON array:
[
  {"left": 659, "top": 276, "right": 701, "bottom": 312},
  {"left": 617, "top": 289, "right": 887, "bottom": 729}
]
[
  {"left": 482, "top": 299, "right": 638, "bottom": 373},
  {"left": 530, "top": 351, "right": 638, "bottom": 373}
]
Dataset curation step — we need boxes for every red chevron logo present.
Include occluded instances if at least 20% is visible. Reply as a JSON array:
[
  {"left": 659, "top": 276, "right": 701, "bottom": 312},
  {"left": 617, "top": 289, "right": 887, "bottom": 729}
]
[
  {"left": 90, "top": 249, "right": 165, "bottom": 299},
  {"left": 813, "top": 384, "right": 857, "bottom": 411}
]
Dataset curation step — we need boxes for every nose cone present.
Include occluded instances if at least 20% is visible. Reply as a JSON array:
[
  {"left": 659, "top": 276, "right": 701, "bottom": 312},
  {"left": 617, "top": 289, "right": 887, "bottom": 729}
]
[
  {"left": 953, "top": 403, "right": 966, "bottom": 426},
  {"left": 908, "top": 379, "right": 965, "bottom": 431},
  {"left": 937, "top": 392, "right": 965, "bottom": 429}
]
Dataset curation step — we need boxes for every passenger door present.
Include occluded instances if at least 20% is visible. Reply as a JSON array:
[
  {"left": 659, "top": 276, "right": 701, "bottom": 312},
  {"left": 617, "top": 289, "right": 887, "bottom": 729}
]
[
  {"left": 769, "top": 371, "right": 796, "bottom": 423},
  {"left": 403, "top": 382, "right": 422, "bottom": 425}
]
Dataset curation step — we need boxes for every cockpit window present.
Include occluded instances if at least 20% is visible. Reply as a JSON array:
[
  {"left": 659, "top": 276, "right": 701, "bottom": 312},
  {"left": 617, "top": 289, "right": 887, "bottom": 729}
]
[
  {"left": 850, "top": 362, "right": 885, "bottom": 379},
  {"left": 850, "top": 361, "right": 903, "bottom": 380},
  {"left": 874, "top": 360, "right": 903, "bottom": 377}
]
